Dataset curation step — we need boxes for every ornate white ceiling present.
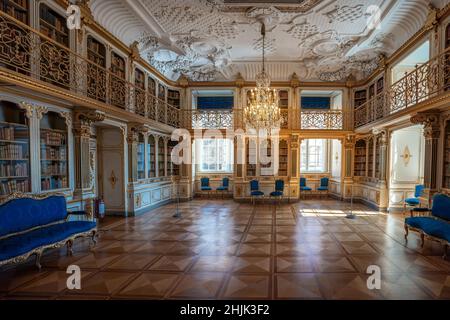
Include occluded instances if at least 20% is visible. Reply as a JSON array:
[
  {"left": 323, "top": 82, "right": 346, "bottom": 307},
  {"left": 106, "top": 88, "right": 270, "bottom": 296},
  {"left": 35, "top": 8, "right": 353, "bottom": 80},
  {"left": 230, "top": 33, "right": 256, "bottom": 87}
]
[{"left": 89, "top": 0, "right": 445, "bottom": 82}]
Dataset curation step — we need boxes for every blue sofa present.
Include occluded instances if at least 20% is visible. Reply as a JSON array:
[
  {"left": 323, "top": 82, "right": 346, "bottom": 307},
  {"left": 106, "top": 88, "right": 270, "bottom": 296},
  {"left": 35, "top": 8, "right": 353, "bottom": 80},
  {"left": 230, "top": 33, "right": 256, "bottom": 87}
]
[
  {"left": 405, "top": 193, "right": 450, "bottom": 259},
  {"left": 0, "top": 194, "right": 97, "bottom": 269}
]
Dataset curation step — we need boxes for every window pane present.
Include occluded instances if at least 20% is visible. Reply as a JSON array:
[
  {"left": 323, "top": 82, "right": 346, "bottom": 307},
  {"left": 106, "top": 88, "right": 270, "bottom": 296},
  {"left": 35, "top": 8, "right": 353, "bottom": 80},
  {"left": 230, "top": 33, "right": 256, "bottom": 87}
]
[
  {"left": 300, "top": 139, "right": 327, "bottom": 173},
  {"left": 198, "top": 139, "right": 233, "bottom": 173}
]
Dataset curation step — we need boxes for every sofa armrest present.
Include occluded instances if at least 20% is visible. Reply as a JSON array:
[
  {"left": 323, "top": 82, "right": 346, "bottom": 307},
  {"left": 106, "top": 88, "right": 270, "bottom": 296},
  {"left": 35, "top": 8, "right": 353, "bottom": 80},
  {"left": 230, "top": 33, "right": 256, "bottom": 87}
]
[{"left": 67, "top": 211, "right": 96, "bottom": 222}]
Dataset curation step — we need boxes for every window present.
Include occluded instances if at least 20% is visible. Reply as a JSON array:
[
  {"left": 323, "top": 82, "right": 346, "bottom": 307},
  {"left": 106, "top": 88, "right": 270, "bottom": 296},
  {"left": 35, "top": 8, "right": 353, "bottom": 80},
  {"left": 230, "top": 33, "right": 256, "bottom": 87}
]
[
  {"left": 391, "top": 41, "right": 429, "bottom": 83},
  {"left": 301, "top": 139, "right": 328, "bottom": 173},
  {"left": 198, "top": 139, "right": 233, "bottom": 173}
]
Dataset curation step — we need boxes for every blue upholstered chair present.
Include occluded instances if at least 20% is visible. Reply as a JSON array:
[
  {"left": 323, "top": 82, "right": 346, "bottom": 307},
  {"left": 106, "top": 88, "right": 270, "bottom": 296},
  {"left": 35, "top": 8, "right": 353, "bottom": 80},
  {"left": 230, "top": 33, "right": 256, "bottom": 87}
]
[
  {"left": 404, "top": 184, "right": 425, "bottom": 213},
  {"left": 250, "top": 180, "right": 264, "bottom": 204},
  {"left": 317, "top": 177, "right": 329, "bottom": 198},
  {"left": 300, "top": 178, "right": 312, "bottom": 199},
  {"left": 201, "top": 177, "right": 212, "bottom": 197},
  {"left": 270, "top": 180, "right": 284, "bottom": 204},
  {"left": 216, "top": 177, "right": 230, "bottom": 198},
  {"left": 405, "top": 194, "right": 450, "bottom": 258}
]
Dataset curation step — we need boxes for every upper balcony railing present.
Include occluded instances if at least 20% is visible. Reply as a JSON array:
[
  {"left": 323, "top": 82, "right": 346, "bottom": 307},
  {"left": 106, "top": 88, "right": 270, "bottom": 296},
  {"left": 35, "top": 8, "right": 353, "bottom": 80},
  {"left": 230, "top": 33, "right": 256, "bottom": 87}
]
[
  {"left": 0, "top": 11, "right": 180, "bottom": 128},
  {"left": 355, "top": 47, "right": 450, "bottom": 128},
  {"left": 182, "top": 108, "right": 351, "bottom": 131}
]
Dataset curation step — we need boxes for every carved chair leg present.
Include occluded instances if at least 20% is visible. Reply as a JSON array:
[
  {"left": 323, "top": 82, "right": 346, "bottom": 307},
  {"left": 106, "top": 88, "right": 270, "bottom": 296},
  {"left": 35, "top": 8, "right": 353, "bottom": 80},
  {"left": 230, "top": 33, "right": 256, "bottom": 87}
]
[
  {"left": 35, "top": 251, "right": 42, "bottom": 271},
  {"left": 90, "top": 230, "right": 98, "bottom": 247},
  {"left": 67, "top": 240, "right": 74, "bottom": 256},
  {"left": 420, "top": 233, "right": 425, "bottom": 248},
  {"left": 404, "top": 225, "right": 409, "bottom": 243}
]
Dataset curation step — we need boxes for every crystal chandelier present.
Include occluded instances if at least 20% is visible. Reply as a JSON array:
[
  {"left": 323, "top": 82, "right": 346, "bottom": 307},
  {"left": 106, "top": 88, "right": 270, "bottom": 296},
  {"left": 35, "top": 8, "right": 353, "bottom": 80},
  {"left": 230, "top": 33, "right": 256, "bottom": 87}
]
[{"left": 244, "top": 22, "right": 281, "bottom": 132}]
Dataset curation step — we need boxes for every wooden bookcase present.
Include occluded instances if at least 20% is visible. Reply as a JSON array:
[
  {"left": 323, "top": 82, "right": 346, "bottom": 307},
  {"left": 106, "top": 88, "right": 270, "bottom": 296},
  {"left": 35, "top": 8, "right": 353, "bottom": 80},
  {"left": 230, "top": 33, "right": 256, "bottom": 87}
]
[
  {"left": 39, "top": 4, "right": 69, "bottom": 47},
  {"left": 137, "top": 134, "right": 145, "bottom": 180},
  {"left": 1, "top": 0, "right": 28, "bottom": 23},
  {"left": 168, "top": 89, "right": 181, "bottom": 109},
  {"left": 279, "top": 90, "right": 289, "bottom": 109},
  {"left": 167, "top": 140, "right": 179, "bottom": 177},
  {"left": 354, "top": 90, "right": 367, "bottom": 108},
  {"left": 445, "top": 24, "right": 450, "bottom": 91},
  {"left": 135, "top": 69, "right": 146, "bottom": 113},
  {"left": 40, "top": 112, "right": 68, "bottom": 191},
  {"left": 87, "top": 37, "right": 106, "bottom": 67},
  {"left": 0, "top": 101, "right": 30, "bottom": 196},
  {"left": 375, "top": 136, "right": 382, "bottom": 180},
  {"left": 148, "top": 136, "right": 156, "bottom": 178},
  {"left": 367, "top": 138, "right": 374, "bottom": 178},
  {"left": 278, "top": 139, "right": 288, "bottom": 177},
  {"left": 354, "top": 139, "right": 367, "bottom": 177},
  {"left": 377, "top": 77, "right": 384, "bottom": 94},
  {"left": 158, "top": 83, "right": 166, "bottom": 102},
  {"left": 444, "top": 122, "right": 450, "bottom": 189},
  {"left": 135, "top": 69, "right": 145, "bottom": 89},
  {"left": 87, "top": 36, "right": 106, "bottom": 101},
  {"left": 279, "top": 90, "right": 289, "bottom": 129},
  {"left": 39, "top": 4, "right": 70, "bottom": 88},
  {"left": 368, "top": 84, "right": 375, "bottom": 99},
  {"left": 111, "top": 52, "right": 125, "bottom": 79},
  {"left": 148, "top": 77, "right": 156, "bottom": 96},
  {"left": 246, "top": 138, "right": 256, "bottom": 177},
  {"left": 0, "top": 0, "right": 30, "bottom": 74},
  {"left": 158, "top": 138, "right": 165, "bottom": 177},
  {"left": 110, "top": 52, "right": 126, "bottom": 108}
]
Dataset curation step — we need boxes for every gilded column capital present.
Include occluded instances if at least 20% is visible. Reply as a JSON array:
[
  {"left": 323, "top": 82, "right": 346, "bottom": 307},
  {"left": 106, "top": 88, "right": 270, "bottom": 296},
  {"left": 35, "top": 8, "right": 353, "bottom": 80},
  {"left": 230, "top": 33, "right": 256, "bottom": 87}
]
[
  {"left": 373, "top": 129, "right": 388, "bottom": 146},
  {"left": 18, "top": 102, "right": 34, "bottom": 119},
  {"left": 344, "top": 134, "right": 356, "bottom": 148},
  {"left": 35, "top": 106, "right": 49, "bottom": 120},
  {"left": 129, "top": 41, "right": 140, "bottom": 61},
  {"left": 411, "top": 111, "right": 441, "bottom": 139},
  {"left": 235, "top": 73, "right": 245, "bottom": 89},
  {"left": 73, "top": 109, "right": 105, "bottom": 137},
  {"left": 290, "top": 73, "right": 300, "bottom": 89},
  {"left": 19, "top": 102, "right": 48, "bottom": 119},
  {"left": 289, "top": 134, "right": 300, "bottom": 149},
  {"left": 59, "top": 111, "right": 73, "bottom": 127},
  {"left": 177, "top": 74, "right": 189, "bottom": 88},
  {"left": 127, "top": 123, "right": 149, "bottom": 143}
]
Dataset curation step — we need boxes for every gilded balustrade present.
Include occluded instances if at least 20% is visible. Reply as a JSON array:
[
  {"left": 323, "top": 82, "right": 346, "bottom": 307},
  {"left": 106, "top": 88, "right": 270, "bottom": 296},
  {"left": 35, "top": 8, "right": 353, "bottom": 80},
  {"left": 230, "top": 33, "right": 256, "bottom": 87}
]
[
  {"left": 0, "top": 11, "right": 179, "bottom": 128},
  {"left": 182, "top": 108, "right": 348, "bottom": 131},
  {"left": 355, "top": 47, "right": 450, "bottom": 128},
  {"left": 300, "top": 110, "right": 346, "bottom": 130},
  {"left": 184, "top": 109, "right": 234, "bottom": 130}
]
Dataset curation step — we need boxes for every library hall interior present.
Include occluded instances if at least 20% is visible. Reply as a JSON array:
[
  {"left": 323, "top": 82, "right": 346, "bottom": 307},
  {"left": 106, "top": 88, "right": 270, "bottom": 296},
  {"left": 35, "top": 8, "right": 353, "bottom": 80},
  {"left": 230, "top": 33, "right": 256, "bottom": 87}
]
[{"left": 0, "top": 0, "right": 450, "bottom": 302}]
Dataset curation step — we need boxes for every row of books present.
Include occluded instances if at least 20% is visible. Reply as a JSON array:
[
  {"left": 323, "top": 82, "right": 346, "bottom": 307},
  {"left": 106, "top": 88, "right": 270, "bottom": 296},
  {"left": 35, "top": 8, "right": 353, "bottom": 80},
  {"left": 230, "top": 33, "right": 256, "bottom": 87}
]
[
  {"left": 0, "top": 144, "right": 26, "bottom": 159},
  {"left": 5, "top": 5, "right": 27, "bottom": 24},
  {"left": 41, "top": 147, "right": 66, "bottom": 160},
  {"left": 0, "top": 179, "right": 29, "bottom": 196},
  {"left": 41, "top": 163, "right": 67, "bottom": 176},
  {"left": 0, "top": 163, "right": 28, "bottom": 177},
  {"left": 0, "top": 127, "right": 15, "bottom": 140},
  {"left": 41, "top": 177, "right": 67, "bottom": 191},
  {"left": 40, "top": 7, "right": 66, "bottom": 33},
  {"left": 88, "top": 39, "right": 104, "bottom": 55},
  {"left": 41, "top": 132, "right": 66, "bottom": 146}
]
